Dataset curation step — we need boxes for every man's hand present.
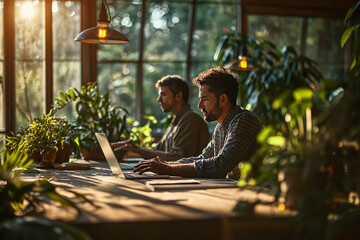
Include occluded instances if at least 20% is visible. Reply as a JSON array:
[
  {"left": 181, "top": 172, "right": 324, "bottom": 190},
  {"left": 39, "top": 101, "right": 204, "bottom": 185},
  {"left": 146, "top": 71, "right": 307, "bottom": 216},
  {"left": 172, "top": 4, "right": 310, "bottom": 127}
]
[
  {"left": 111, "top": 140, "right": 139, "bottom": 153},
  {"left": 133, "top": 157, "right": 170, "bottom": 175}
]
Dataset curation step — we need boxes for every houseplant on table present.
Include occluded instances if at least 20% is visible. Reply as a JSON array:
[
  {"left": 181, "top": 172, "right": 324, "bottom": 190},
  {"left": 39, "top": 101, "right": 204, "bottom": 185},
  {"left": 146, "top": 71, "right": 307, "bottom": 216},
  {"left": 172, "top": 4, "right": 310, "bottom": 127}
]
[
  {"left": 3, "top": 111, "right": 81, "bottom": 167},
  {"left": 54, "top": 83, "right": 130, "bottom": 160}
]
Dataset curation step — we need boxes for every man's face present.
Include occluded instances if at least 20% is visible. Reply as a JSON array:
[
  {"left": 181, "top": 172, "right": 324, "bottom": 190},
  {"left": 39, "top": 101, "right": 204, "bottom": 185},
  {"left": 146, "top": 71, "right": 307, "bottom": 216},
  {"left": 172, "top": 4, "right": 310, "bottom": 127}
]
[
  {"left": 157, "top": 86, "right": 177, "bottom": 113},
  {"left": 198, "top": 85, "right": 223, "bottom": 122}
]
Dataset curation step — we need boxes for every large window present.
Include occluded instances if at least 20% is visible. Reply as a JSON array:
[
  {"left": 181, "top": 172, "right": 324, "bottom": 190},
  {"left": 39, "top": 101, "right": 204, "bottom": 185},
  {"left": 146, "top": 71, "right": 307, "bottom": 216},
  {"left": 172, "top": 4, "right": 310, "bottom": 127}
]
[
  {"left": 97, "top": 0, "right": 238, "bottom": 124},
  {"left": 15, "top": 1, "right": 45, "bottom": 127},
  {"left": 53, "top": 1, "right": 81, "bottom": 118},
  {"left": 1, "top": 0, "right": 352, "bottom": 134},
  {"left": 248, "top": 15, "right": 346, "bottom": 80}
]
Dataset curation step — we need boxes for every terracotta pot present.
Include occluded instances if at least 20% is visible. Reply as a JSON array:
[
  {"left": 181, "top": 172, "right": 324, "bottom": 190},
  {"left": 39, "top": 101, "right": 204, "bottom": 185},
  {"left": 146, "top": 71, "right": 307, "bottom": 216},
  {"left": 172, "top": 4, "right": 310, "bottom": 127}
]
[
  {"left": 37, "top": 148, "right": 57, "bottom": 169},
  {"left": 29, "top": 151, "right": 41, "bottom": 163},
  {"left": 55, "top": 144, "right": 73, "bottom": 164}
]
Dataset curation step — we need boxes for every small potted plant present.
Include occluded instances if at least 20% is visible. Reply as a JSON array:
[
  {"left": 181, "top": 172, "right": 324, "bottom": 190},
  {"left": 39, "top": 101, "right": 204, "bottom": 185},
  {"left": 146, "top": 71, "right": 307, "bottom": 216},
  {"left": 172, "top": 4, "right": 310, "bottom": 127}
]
[
  {"left": 53, "top": 116, "right": 81, "bottom": 164},
  {"left": 3, "top": 111, "right": 81, "bottom": 168},
  {"left": 22, "top": 113, "right": 61, "bottom": 168}
]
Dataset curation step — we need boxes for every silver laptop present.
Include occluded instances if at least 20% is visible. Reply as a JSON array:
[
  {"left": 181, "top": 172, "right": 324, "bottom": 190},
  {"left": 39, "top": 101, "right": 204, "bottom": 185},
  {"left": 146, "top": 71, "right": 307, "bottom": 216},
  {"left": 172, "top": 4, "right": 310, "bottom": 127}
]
[{"left": 95, "top": 133, "right": 170, "bottom": 179}]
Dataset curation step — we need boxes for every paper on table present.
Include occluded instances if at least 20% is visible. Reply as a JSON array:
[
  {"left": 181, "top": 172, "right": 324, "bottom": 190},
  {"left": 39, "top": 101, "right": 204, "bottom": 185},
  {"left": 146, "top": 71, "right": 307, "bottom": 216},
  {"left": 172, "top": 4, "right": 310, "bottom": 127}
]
[{"left": 146, "top": 179, "right": 200, "bottom": 185}]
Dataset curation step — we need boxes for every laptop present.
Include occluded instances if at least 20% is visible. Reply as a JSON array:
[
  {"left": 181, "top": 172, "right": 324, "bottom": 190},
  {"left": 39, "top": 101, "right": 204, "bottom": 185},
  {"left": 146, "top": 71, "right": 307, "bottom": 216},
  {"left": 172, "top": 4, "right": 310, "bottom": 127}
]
[{"left": 95, "top": 133, "right": 170, "bottom": 179}]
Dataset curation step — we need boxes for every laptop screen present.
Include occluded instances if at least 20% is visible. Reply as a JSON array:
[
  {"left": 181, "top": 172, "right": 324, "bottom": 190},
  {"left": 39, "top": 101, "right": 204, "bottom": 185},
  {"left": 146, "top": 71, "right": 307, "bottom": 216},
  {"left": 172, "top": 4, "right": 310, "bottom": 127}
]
[{"left": 95, "top": 133, "right": 125, "bottom": 178}]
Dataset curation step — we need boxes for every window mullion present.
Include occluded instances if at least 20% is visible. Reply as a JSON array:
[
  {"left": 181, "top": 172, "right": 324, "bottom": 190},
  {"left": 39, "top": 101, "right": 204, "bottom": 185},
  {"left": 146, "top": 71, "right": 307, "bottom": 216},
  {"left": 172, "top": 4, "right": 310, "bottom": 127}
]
[
  {"left": 45, "top": 0, "right": 53, "bottom": 114},
  {"left": 186, "top": 0, "right": 196, "bottom": 88},
  {"left": 4, "top": 0, "right": 15, "bottom": 135}
]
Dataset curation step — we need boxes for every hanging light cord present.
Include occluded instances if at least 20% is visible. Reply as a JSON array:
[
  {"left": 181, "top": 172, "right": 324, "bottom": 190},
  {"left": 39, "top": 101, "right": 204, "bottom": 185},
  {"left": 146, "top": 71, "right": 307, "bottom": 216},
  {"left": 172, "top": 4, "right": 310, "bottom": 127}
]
[{"left": 104, "top": 0, "right": 111, "bottom": 23}]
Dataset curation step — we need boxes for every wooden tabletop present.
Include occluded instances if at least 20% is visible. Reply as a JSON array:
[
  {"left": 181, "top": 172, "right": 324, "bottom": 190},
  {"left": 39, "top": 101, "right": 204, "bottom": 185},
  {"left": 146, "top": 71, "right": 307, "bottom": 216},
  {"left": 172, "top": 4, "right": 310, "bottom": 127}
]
[{"left": 21, "top": 159, "right": 296, "bottom": 240}]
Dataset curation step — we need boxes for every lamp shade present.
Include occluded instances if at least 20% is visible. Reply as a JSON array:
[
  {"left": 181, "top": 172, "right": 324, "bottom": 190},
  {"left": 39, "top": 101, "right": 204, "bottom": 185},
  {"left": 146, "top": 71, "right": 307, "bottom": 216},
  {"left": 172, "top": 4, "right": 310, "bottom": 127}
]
[
  {"left": 227, "top": 57, "right": 259, "bottom": 71},
  {"left": 225, "top": 46, "right": 259, "bottom": 71},
  {"left": 74, "top": 0, "right": 130, "bottom": 45},
  {"left": 74, "top": 23, "right": 130, "bottom": 44}
]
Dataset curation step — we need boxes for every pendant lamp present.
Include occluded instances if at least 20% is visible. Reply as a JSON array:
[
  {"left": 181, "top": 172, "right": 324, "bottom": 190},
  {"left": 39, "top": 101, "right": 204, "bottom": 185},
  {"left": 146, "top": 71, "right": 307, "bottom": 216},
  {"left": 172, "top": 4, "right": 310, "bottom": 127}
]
[
  {"left": 74, "top": 0, "right": 130, "bottom": 44},
  {"left": 227, "top": 47, "right": 259, "bottom": 71}
]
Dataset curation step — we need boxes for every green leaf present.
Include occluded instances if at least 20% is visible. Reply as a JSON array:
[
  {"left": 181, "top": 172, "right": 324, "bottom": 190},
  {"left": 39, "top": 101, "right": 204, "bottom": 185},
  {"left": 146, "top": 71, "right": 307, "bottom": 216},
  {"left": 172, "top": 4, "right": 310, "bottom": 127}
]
[
  {"left": 59, "top": 92, "right": 68, "bottom": 102},
  {"left": 257, "top": 126, "right": 274, "bottom": 143},
  {"left": 344, "top": 1, "right": 360, "bottom": 24},
  {"left": 293, "top": 88, "right": 314, "bottom": 102},
  {"left": 214, "top": 35, "right": 229, "bottom": 61},
  {"left": 267, "top": 136, "right": 285, "bottom": 147},
  {"left": 68, "top": 88, "right": 77, "bottom": 100},
  {"left": 55, "top": 98, "right": 65, "bottom": 106},
  {"left": 341, "top": 26, "right": 358, "bottom": 47}
]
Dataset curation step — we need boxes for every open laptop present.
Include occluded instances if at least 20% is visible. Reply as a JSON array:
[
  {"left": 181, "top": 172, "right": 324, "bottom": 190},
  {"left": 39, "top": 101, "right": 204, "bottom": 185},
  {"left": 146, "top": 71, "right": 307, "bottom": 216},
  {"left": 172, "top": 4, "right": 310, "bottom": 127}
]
[{"left": 95, "top": 133, "right": 170, "bottom": 179}]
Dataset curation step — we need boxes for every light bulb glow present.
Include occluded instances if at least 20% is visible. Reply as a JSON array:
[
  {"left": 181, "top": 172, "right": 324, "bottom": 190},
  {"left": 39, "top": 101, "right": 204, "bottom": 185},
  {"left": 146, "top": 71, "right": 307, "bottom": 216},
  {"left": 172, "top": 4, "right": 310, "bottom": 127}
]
[
  {"left": 98, "top": 28, "right": 107, "bottom": 38},
  {"left": 240, "top": 57, "right": 248, "bottom": 69},
  {"left": 278, "top": 203, "right": 286, "bottom": 211}
]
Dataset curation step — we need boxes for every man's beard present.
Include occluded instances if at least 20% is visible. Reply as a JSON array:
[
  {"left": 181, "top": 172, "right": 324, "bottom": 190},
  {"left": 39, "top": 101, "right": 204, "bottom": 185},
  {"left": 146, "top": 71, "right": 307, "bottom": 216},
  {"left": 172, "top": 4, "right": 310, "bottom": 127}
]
[
  {"left": 202, "top": 102, "right": 223, "bottom": 122},
  {"left": 159, "top": 101, "right": 176, "bottom": 113}
]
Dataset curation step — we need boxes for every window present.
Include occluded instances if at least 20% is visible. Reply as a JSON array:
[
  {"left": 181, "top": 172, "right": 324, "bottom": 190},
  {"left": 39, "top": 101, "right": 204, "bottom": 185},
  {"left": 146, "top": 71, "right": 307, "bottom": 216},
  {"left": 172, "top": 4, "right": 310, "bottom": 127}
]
[
  {"left": 97, "top": 0, "right": 238, "bottom": 125},
  {"left": 1, "top": 0, "right": 351, "bottom": 135},
  {"left": 248, "top": 15, "right": 346, "bottom": 80},
  {"left": 15, "top": 1, "right": 45, "bottom": 127},
  {"left": 53, "top": 1, "right": 81, "bottom": 118}
]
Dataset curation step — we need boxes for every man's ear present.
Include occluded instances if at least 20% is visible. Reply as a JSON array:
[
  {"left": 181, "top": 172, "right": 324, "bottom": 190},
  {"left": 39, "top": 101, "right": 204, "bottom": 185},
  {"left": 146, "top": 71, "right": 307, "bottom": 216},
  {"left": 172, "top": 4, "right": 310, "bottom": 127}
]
[
  {"left": 219, "top": 93, "right": 228, "bottom": 108},
  {"left": 175, "top": 91, "right": 183, "bottom": 101}
]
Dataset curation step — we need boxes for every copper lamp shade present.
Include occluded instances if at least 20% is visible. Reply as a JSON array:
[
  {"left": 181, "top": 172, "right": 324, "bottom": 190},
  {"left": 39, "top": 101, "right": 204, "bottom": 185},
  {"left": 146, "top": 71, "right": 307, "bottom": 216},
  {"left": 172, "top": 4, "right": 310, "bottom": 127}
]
[
  {"left": 226, "top": 47, "right": 259, "bottom": 71},
  {"left": 75, "top": 0, "right": 130, "bottom": 45}
]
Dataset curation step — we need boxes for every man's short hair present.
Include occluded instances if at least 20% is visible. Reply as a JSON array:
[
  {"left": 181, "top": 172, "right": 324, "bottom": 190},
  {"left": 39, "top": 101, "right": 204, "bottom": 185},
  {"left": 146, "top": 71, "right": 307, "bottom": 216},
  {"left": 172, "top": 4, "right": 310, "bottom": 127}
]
[
  {"left": 192, "top": 66, "right": 239, "bottom": 107},
  {"left": 155, "top": 75, "right": 189, "bottom": 102}
]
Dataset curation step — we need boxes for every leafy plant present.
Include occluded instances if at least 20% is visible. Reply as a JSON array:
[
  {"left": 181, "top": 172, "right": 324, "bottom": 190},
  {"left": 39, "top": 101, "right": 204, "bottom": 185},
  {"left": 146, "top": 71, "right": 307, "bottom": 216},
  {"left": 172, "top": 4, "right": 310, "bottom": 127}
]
[
  {"left": 341, "top": 0, "right": 360, "bottom": 78},
  {"left": 53, "top": 83, "right": 130, "bottom": 152},
  {"left": 0, "top": 149, "right": 93, "bottom": 239},
  {"left": 3, "top": 111, "right": 81, "bottom": 162},
  {"left": 126, "top": 115, "right": 157, "bottom": 149},
  {"left": 214, "top": 33, "right": 323, "bottom": 130}
]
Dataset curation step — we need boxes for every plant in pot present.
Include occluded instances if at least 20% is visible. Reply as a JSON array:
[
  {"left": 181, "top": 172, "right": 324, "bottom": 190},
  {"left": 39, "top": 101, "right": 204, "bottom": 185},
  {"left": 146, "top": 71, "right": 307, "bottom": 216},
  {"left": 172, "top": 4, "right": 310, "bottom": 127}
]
[
  {"left": 54, "top": 83, "right": 130, "bottom": 161},
  {"left": 52, "top": 116, "right": 81, "bottom": 164},
  {"left": 21, "top": 113, "right": 61, "bottom": 168},
  {"left": 3, "top": 111, "right": 81, "bottom": 168}
]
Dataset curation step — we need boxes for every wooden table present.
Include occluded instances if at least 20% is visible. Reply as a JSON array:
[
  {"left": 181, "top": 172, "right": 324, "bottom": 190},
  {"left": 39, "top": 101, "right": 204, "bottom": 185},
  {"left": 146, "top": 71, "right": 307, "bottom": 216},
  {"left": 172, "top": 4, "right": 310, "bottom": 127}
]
[{"left": 21, "top": 160, "right": 296, "bottom": 240}]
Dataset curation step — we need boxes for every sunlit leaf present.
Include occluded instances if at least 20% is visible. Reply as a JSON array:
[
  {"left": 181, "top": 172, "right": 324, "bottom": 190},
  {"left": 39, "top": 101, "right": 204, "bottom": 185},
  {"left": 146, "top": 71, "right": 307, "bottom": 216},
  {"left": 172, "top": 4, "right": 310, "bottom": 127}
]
[
  {"left": 293, "top": 88, "right": 314, "bottom": 102},
  {"left": 267, "top": 136, "right": 285, "bottom": 147},
  {"left": 341, "top": 26, "right": 358, "bottom": 47},
  {"left": 257, "top": 126, "right": 274, "bottom": 143}
]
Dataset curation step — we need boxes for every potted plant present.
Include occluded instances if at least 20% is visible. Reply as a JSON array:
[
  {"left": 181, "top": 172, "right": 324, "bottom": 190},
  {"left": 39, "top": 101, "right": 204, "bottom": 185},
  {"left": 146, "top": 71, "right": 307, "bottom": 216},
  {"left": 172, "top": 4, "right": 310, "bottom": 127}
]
[
  {"left": 52, "top": 116, "right": 81, "bottom": 164},
  {"left": 54, "top": 83, "right": 130, "bottom": 160},
  {"left": 3, "top": 111, "right": 81, "bottom": 167}
]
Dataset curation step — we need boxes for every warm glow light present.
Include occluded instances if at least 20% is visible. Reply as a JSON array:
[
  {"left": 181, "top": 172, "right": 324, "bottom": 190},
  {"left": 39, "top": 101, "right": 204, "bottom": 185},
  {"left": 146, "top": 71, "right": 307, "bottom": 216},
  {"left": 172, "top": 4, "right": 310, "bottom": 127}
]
[
  {"left": 20, "top": 2, "right": 36, "bottom": 19},
  {"left": 278, "top": 203, "right": 286, "bottom": 211},
  {"left": 98, "top": 28, "right": 107, "bottom": 38},
  {"left": 240, "top": 57, "right": 248, "bottom": 69}
]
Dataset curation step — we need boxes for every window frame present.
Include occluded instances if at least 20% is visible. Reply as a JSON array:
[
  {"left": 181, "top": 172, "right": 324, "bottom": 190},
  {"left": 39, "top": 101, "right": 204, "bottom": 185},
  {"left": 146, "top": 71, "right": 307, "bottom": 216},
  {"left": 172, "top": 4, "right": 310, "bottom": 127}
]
[{"left": 1, "top": 0, "right": 355, "bottom": 135}]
